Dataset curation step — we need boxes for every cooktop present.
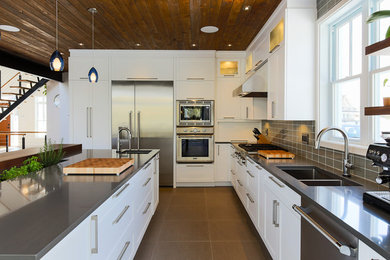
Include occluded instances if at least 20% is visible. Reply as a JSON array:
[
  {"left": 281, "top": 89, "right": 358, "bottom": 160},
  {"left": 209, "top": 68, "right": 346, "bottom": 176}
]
[{"left": 238, "top": 143, "right": 286, "bottom": 154}]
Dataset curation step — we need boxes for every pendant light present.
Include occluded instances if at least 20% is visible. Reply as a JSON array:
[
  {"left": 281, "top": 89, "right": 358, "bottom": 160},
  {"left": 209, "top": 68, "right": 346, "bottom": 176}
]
[
  {"left": 88, "top": 8, "right": 98, "bottom": 83},
  {"left": 49, "top": 0, "right": 64, "bottom": 72}
]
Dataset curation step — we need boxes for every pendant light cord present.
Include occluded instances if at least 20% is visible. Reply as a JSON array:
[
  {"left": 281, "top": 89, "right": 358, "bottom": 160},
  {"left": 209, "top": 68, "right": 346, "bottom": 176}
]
[
  {"left": 55, "top": 0, "right": 58, "bottom": 50},
  {"left": 92, "top": 11, "right": 94, "bottom": 50}
]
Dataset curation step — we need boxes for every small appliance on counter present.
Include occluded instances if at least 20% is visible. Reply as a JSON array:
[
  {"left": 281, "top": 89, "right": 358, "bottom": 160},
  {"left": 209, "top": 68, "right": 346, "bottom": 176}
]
[
  {"left": 363, "top": 143, "right": 390, "bottom": 212},
  {"left": 253, "top": 128, "right": 271, "bottom": 144}
]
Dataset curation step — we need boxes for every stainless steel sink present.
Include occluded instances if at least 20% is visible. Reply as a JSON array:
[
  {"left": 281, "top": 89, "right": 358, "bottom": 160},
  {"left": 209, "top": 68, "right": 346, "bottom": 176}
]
[
  {"left": 277, "top": 166, "right": 361, "bottom": 186},
  {"left": 117, "top": 149, "right": 152, "bottom": 154}
]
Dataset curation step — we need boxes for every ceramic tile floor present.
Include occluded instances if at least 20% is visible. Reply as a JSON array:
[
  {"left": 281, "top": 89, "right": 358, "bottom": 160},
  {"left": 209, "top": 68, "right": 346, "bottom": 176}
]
[{"left": 134, "top": 187, "right": 272, "bottom": 260}]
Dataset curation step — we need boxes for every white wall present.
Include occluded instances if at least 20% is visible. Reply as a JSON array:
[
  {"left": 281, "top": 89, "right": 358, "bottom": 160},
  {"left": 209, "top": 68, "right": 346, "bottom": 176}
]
[{"left": 46, "top": 73, "right": 70, "bottom": 143}]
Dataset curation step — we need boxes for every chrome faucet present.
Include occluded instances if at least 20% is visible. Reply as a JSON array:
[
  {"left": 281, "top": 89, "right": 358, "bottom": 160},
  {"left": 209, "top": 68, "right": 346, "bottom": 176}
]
[
  {"left": 117, "top": 127, "right": 132, "bottom": 153},
  {"left": 315, "top": 127, "right": 353, "bottom": 177}
]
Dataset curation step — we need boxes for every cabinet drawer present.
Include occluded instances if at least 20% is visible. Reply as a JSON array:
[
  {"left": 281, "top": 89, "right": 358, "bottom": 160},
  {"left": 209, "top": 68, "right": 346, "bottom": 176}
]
[
  {"left": 133, "top": 163, "right": 154, "bottom": 212},
  {"left": 246, "top": 189, "right": 258, "bottom": 227},
  {"left": 263, "top": 169, "right": 300, "bottom": 207},
  {"left": 108, "top": 220, "right": 134, "bottom": 260},
  {"left": 176, "top": 164, "right": 214, "bottom": 183},
  {"left": 134, "top": 191, "right": 153, "bottom": 246}
]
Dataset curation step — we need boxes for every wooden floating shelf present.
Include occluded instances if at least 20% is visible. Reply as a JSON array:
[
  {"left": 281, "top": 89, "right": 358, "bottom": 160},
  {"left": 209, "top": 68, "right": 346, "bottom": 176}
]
[
  {"left": 365, "top": 106, "right": 390, "bottom": 116},
  {"left": 365, "top": 37, "right": 390, "bottom": 56}
]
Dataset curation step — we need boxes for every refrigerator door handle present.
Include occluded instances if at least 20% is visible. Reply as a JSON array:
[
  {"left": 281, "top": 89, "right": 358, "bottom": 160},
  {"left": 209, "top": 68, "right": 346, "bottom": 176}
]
[
  {"left": 86, "top": 107, "right": 89, "bottom": 138},
  {"left": 129, "top": 111, "right": 133, "bottom": 136},
  {"left": 137, "top": 111, "right": 141, "bottom": 150}
]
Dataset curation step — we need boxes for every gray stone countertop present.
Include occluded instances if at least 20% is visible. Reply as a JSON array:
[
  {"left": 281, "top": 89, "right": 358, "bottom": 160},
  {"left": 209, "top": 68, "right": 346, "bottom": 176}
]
[
  {"left": 232, "top": 144, "right": 390, "bottom": 259},
  {"left": 0, "top": 149, "right": 159, "bottom": 260}
]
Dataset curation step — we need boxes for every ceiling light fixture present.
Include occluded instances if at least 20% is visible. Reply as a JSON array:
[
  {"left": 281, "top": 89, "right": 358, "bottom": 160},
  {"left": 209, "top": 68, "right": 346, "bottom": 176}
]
[
  {"left": 200, "top": 26, "right": 219, "bottom": 33},
  {"left": 192, "top": 43, "right": 196, "bottom": 47},
  {"left": 243, "top": 5, "right": 251, "bottom": 11},
  {"left": 0, "top": 25, "right": 20, "bottom": 32},
  {"left": 227, "top": 43, "right": 232, "bottom": 47},
  {"left": 135, "top": 43, "right": 141, "bottom": 47},
  {"left": 78, "top": 42, "right": 84, "bottom": 46},
  {"left": 88, "top": 7, "right": 98, "bottom": 83},
  {"left": 49, "top": 0, "right": 64, "bottom": 72}
]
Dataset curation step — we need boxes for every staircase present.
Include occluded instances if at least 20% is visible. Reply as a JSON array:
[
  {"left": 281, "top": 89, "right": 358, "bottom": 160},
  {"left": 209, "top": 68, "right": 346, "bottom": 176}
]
[{"left": 0, "top": 73, "right": 49, "bottom": 122}]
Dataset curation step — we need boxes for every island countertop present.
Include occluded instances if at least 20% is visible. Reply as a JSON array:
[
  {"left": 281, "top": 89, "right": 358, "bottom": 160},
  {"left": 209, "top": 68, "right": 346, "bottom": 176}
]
[{"left": 0, "top": 149, "right": 159, "bottom": 260}]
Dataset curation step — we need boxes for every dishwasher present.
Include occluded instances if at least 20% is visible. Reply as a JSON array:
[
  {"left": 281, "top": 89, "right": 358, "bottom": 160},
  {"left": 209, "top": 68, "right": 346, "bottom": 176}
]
[{"left": 293, "top": 198, "right": 358, "bottom": 260}]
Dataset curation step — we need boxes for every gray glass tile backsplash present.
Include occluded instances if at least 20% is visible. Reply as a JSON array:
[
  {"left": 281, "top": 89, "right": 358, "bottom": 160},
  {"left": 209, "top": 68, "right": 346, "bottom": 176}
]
[{"left": 262, "top": 120, "right": 380, "bottom": 183}]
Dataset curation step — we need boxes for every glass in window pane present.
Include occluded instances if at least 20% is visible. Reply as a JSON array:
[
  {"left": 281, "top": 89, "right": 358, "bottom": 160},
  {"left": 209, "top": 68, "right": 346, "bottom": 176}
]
[
  {"left": 334, "top": 79, "right": 360, "bottom": 138},
  {"left": 337, "top": 22, "right": 350, "bottom": 79},
  {"left": 351, "top": 14, "right": 362, "bottom": 75},
  {"left": 379, "top": 0, "right": 390, "bottom": 68}
]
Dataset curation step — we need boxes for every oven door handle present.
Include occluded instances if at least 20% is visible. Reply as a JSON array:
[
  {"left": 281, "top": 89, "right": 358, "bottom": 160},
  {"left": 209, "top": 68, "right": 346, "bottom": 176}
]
[
  {"left": 177, "top": 135, "right": 213, "bottom": 138},
  {"left": 292, "top": 205, "right": 357, "bottom": 257}
]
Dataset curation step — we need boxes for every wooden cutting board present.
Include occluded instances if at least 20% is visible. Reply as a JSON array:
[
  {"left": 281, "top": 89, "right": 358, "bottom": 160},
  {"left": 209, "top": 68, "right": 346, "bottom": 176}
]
[
  {"left": 63, "top": 158, "right": 134, "bottom": 175},
  {"left": 258, "top": 150, "right": 295, "bottom": 159}
]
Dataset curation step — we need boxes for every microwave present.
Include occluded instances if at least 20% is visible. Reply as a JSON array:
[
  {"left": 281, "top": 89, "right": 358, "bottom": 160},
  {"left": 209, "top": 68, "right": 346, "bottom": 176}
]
[{"left": 176, "top": 100, "right": 214, "bottom": 126}]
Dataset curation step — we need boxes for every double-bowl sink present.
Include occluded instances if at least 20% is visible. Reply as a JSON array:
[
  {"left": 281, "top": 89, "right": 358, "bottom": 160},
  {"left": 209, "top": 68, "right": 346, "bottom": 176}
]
[{"left": 277, "top": 166, "right": 361, "bottom": 187}]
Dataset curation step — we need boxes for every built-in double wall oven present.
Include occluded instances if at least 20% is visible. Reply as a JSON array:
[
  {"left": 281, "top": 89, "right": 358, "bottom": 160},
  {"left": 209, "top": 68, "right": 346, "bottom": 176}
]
[{"left": 176, "top": 100, "right": 214, "bottom": 163}]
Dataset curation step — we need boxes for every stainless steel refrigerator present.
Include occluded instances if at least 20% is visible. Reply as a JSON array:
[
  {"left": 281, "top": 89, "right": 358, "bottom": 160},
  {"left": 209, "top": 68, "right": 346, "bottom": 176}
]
[{"left": 112, "top": 81, "right": 174, "bottom": 186}]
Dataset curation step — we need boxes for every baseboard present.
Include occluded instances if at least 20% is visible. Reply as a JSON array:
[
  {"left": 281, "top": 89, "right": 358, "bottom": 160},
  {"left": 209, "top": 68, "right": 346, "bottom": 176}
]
[
  {"left": 214, "top": 181, "right": 232, "bottom": 187},
  {"left": 176, "top": 182, "right": 216, "bottom": 187}
]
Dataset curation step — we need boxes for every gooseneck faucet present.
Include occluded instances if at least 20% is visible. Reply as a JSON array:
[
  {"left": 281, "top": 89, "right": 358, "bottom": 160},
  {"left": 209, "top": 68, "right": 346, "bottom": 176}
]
[
  {"left": 315, "top": 127, "right": 353, "bottom": 177},
  {"left": 117, "top": 127, "right": 132, "bottom": 153}
]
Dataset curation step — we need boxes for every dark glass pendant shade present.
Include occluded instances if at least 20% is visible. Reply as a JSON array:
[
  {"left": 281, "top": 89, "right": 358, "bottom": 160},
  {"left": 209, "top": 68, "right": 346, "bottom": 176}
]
[
  {"left": 88, "top": 67, "right": 98, "bottom": 83},
  {"left": 49, "top": 50, "right": 64, "bottom": 72}
]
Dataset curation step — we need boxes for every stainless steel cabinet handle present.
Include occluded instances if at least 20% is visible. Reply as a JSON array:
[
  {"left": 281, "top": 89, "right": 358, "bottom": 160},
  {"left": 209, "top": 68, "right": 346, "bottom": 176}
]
[
  {"left": 230, "top": 169, "right": 236, "bottom": 175},
  {"left": 272, "top": 200, "right": 279, "bottom": 227},
  {"left": 246, "top": 193, "right": 255, "bottom": 203},
  {"left": 186, "top": 97, "right": 205, "bottom": 100},
  {"left": 89, "top": 107, "right": 92, "bottom": 138},
  {"left": 91, "top": 215, "right": 98, "bottom": 254},
  {"left": 246, "top": 170, "right": 255, "bottom": 178},
  {"left": 113, "top": 183, "right": 130, "bottom": 198},
  {"left": 292, "top": 205, "right": 357, "bottom": 257},
  {"left": 218, "top": 145, "right": 220, "bottom": 156},
  {"left": 255, "top": 60, "right": 263, "bottom": 66},
  {"left": 137, "top": 111, "right": 141, "bottom": 149},
  {"left": 186, "top": 165, "right": 204, "bottom": 167},
  {"left": 186, "top": 77, "right": 205, "bottom": 80},
  {"left": 224, "top": 116, "right": 235, "bottom": 119},
  {"left": 223, "top": 74, "right": 235, "bottom": 77},
  {"left": 80, "top": 77, "right": 89, "bottom": 80},
  {"left": 269, "top": 176, "right": 284, "bottom": 188},
  {"left": 113, "top": 205, "right": 130, "bottom": 224},
  {"left": 255, "top": 165, "right": 262, "bottom": 170},
  {"left": 142, "top": 202, "right": 151, "bottom": 214},
  {"left": 144, "top": 162, "right": 151, "bottom": 169},
  {"left": 269, "top": 44, "right": 280, "bottom": 54},
  {"left": 237, "top": 179, "right": 243, "bottom": 186},
  {"left": 271, "top": 101, "right": 275, "bottom": 118},
  {"left": 86, "top": 107, "right": 89, "bottom": 138},
  {"left": 143, "top": 177, "right": 152, "bottom": 187},
  {"left": 129, "top": 111, "right": 133, "bottom": 138},
  {"left": 126, "top": 77, "right": 158, "bottom": 80},
  {"left": 246, "top": 107, "right": 249, "bottom": 119},
  {"left": 117, "top": 241, "right": 130, "bottom": 260}
]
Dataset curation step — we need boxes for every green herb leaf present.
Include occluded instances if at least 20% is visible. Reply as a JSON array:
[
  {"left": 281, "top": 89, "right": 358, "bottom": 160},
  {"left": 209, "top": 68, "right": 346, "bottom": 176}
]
[
  {"left": 384, "top": 79, "right": 389, "bottom": 87},
  {"left": 387, "top": 26, "right": 390, "bottom": 39},
  {"left": 366, "top": 10, "right": 390, "bottom": 23}
]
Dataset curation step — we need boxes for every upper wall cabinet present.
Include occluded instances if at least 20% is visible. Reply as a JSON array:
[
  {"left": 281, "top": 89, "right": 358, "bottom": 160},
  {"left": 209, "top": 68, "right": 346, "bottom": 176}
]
[
  {"left": 176, "top": 57, "right": 215, "bottom": 81},
  {"left": 252, "top": 37, "right": 269, "bottom": 72},
  {"left": 111, "top": 57, "right": 174, "bottom": 81},
  {"left": 217, "top": 59, "right": 241, "bottom": 78},
  {"left": 69, "top": 56, "right": 109, "bottom": 81},
  {"left": 176, "top": 81, "right": 215, "bottom": 100},
  {"left": 266, "top": 7, "right": 316, "bottom": 120}
]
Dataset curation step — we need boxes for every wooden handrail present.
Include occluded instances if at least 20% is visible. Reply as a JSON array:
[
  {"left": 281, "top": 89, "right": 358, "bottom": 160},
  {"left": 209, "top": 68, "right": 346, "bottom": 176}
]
[
  {"left": 0, "top": 131, "right": 46, "bottom": 134},
  {"left": 1, "top": 72, "right": 21, "bottom": 89}
]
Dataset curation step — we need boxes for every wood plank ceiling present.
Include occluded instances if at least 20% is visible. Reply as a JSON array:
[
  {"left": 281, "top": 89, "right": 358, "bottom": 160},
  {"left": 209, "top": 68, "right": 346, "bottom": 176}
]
[{"left": 0, "top": 0, "right": 281, "bottom": 70}]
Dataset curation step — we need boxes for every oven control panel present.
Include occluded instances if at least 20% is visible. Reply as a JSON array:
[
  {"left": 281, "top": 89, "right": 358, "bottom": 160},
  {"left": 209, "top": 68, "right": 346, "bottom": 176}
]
[{"left": 176, "top": 127, "right": 214, "bottom": 135}]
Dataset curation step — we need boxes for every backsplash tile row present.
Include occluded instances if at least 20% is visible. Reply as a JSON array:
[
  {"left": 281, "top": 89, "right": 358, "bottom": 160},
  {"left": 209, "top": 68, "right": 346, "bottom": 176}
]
[{"left": 261, "top": 120, "right": 381, "bottom": 183}]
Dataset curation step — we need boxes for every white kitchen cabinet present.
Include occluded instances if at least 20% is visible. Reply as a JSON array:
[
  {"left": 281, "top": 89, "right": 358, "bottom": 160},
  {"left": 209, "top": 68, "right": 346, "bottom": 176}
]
[
  {"left": 70, "top": 80, "right": 111, "bottom": 149},
  {"left": 41, "top": 218, "right": 90, "bottom": 260},
  {"left": 358, "top": 240, "right": 386, "bottom": 260},
  {"left": 217, "top": 59, "right": 241, "bottom": 78},
  {"left": 176, "top": 80, "right": 215, "bottom": 100},
  {"left": 69, "top": 56, "right": 109, "bottom": 81},
  {"left": 215, "top": 143, "right": 231, "bottom": 182},
  {"left": 111, "top": 57, "right": 174, "bottom": 80},
  {"left": 264, "top": 185, "right": 281, "bottom": 260},
  {"left": 176, "top": 163, "right": 215, "bottom": 183},
  {"left": 176, "top": 57, "right": 215, "bottom": 81},
  {"left": 216, "top": 77, "right": 241, "bottom": 120},
  {"left": 252, "top": 37, "right": 269, "bottom": 70},
  {"left": 265, "top": 8, "right": 315, "bottom": 120}
]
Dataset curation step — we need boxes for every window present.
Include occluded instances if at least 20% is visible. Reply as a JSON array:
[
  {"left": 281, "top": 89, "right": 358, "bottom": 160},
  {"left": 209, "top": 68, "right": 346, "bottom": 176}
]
[
  {"left": 35, "top": 96, "right": 46, "bottom": 138},
  {"left": 330, "top": 9, "right": 363, "bottom": 140}
]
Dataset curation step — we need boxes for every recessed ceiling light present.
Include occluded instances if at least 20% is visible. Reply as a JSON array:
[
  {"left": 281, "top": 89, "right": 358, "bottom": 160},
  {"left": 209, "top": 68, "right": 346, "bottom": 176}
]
[
  {"left": 0, "top": 25, "right": 20, "bottom": 32},
  {"left": 243, "top": 5, "right": 251, "bottom": 11},
  {"left": 60, "top": 52, "right": 64, "bottom": 55},
  {"left": 135, "top": 43, "right": 141, "bottom": 47},
  {"left": 227, "top": 43, "right": 232, "bottom": 47},
  {"left": 78, "top": 42, "right": 84, "bottom": 46},
  {"left": 192, "top": 43, "right": 196, "bottom": 47},
  {"left": 201, "top": 26, "right": 219, "bottom": 33}
]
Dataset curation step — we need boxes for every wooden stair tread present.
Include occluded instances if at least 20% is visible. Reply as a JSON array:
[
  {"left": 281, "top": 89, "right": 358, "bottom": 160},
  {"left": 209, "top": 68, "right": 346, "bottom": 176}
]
[
  {"left": 0, "top": 99, "right": 15, "bottom": 102},
  {"left": 2, "top": 92, "right": 21, "bottom": 95},
  {"left": 17, "top": 79, "right": 37, "bottom": 83},
  {"left": 9, "top": 86, "right": 30, "bottom": 90},
  {"left": 0, "top": 103, "right": 9, "bottom": 107}
]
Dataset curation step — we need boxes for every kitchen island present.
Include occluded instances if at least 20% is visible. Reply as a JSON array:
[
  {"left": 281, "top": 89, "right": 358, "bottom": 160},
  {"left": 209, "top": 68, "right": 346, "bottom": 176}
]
[{"left": 0, "top": 149, "right": 159, "bottom": 260}]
